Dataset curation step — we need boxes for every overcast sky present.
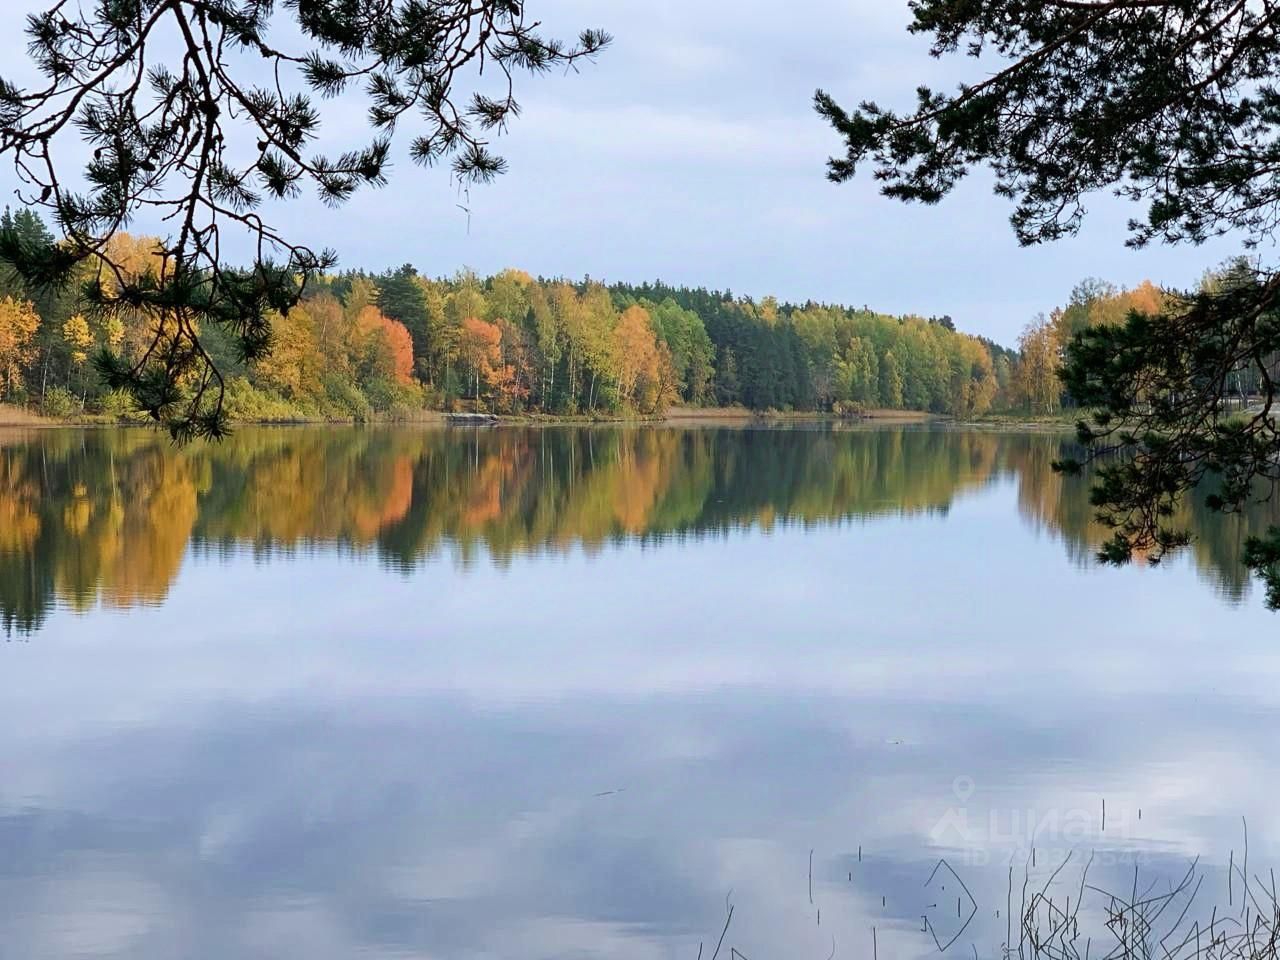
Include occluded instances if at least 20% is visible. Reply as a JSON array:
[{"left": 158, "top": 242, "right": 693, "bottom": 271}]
[{"left": 0, "top": 0, "right": 1261, "bottom": 346}]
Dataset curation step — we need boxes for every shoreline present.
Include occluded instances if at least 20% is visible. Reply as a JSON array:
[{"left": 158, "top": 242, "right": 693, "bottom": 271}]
[{"left": 0, "top": 402, "right": 1075, "bottom": 432}]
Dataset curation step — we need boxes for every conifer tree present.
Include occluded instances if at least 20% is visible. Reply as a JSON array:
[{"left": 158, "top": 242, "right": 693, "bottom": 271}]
[
  {"left": 816, "top": 1, "right": 1280, "bottom": 598},
  {"left": 0, "top": 0, "right": 608, "bottom": 439}
]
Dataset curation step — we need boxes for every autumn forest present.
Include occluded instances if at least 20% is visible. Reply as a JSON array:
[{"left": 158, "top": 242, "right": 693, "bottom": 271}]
[{"left": 0, "top": 208, "right": 1178, "bottom": 423}]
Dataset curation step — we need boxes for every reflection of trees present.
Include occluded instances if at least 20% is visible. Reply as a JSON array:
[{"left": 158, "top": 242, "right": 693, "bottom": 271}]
[
  {"left": 1004, "top": 434, "right": 1280, "bottom": 603},
  {"left": 2, "top": 425, "right": 1273, "bottom": 635},
  {"left": 0, "top": 431, "right": 202, "bottom": 632},
  {"left": 1005, "top": 434, "right": 1103, "bottom": 566}
]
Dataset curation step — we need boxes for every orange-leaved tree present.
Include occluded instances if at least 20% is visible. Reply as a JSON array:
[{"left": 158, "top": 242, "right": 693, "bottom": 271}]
[
  {"left": 457, "top": 317, "right": 503, "bottom": 406},
  {"left": 353, "top": 305, "right": 415, "bottom": 386},
  {"left": 614, "top": 304, "right": 678, "bottom": 413}
]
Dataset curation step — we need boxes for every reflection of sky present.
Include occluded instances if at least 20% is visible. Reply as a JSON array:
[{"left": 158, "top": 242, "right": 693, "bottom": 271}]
[{"left": 2, "top": 478, "right": 1278, "bottom": 958}]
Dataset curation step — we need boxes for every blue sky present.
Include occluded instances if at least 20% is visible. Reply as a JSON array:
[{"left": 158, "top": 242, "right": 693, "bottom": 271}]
[{"left": 0, "top": 0, "right": 1260, "bottom": 346}]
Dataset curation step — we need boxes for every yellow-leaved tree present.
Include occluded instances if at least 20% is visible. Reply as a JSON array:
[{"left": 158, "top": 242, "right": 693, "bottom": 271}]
[
  {"left": 257, "top": 305, "right": 321, "bottom": 401},
  {"left": 0, "top": 297, "right": 40, "bottom": 401},
  {"left": 62, "top": 315, "right": 93, "bottom": 365},
  {"left": 1016, "top": 315, "right": 1062, "bottom": 415},
  {"left": 62, "top": 314, "right": 95, "bottom": 409},
  {"left": 614, "top": 304, "right": 679, "bottom": 414}
]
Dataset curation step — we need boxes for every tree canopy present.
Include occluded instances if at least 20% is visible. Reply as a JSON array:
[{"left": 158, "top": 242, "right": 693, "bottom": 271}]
[
  {"left": 0, "top": 215, "right": 1028, "bottom": 421},
  {"left": 0, "top": 0, "right": 609, "bottom": 439},
  {"left": 816, "top": 0, "right": 1280, "bottom": 604}
]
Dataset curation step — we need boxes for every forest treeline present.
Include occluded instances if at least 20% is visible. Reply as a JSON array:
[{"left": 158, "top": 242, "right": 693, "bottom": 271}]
[
  {"left": 0, "top": 207, "right": 1176, "bottom": 422},
  {"left": 2, "top": 426, "right": 1271, "bottom": 635},
  {"left": 1013, "top": 265, "right": 1280, "bottom": 415}
]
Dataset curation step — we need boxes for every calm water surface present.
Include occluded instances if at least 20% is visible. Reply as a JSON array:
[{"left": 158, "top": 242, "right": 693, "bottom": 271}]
[{"left": 1, "top": 424, "right": 1278, "bottom": 959}]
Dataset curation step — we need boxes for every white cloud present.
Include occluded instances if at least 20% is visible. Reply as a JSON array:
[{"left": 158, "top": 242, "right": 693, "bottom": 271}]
[
  {"left": 519, "top": 101, "right": 827, "bottom": 168},
  {"left": 0, "top": 0, "right": 1261, "bottom": 342}
]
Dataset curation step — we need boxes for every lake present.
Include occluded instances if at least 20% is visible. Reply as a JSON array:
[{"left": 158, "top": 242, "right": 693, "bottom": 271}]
[{"left": 1, "top": 423, "right": 1278, "bottom": 959}]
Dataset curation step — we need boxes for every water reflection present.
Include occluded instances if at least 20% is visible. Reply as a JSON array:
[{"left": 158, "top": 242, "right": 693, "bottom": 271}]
[
  {"left": 1, "top": 424, "right": 1277, "bottom": 635},
  {"left": 2, "top": 425, "right": 1279, "bottom": 958},
  {"left": 3, "top": 663, "right": 1278, "bottom": 959}
]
